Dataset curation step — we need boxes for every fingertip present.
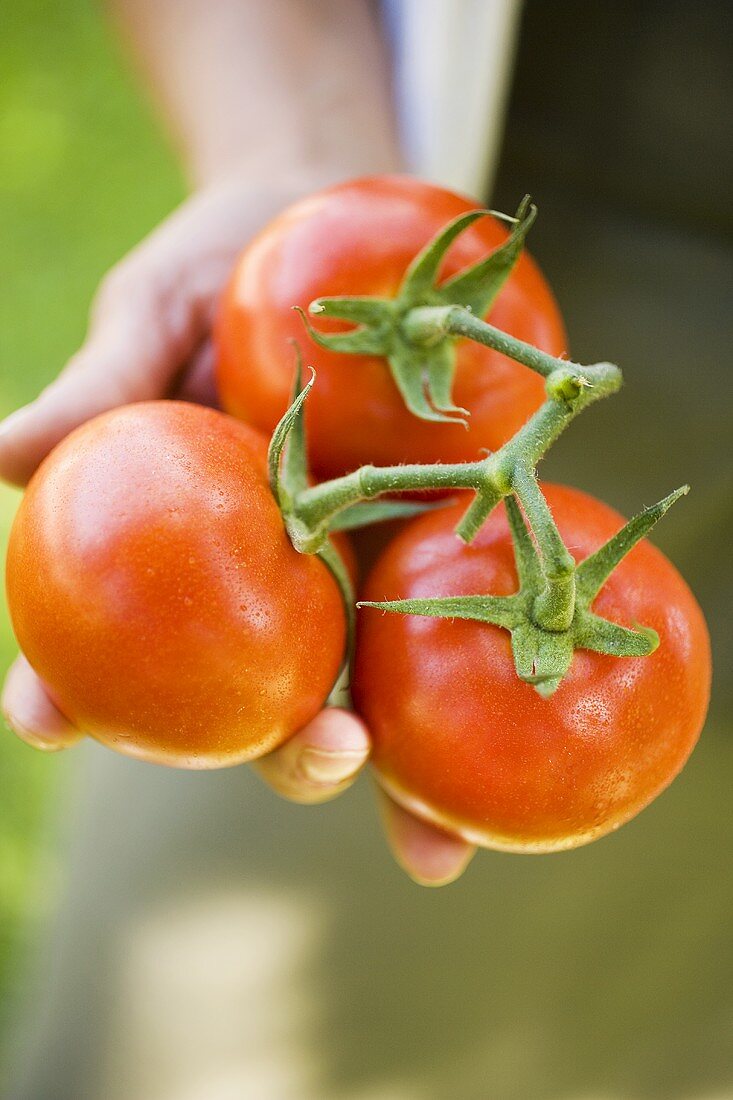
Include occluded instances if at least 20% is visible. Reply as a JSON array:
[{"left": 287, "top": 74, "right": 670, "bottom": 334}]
[
  {"left": 2, "top": 656, "right": 82, "bottom": 752},
  {"left": 0, "top": 381, "right": 92, "bottom": 487},
  {"left": 0, "top": 360, "right": 119, "bottom": 487},
  {"left": 0, "top": 405, "right": 38, "bottom": 487},
  {"left": 296, "top": 708, "right": 369, "bottom": 788},
  {"left": 254, "top": 708, "right": 370, "bottom": 804},
  {"left": 297, "top": 745, "right": 367, "bottom": 787},
  {"left": 377, "top": 789, "right": 476, "bottom": 887},
  {"left": 296, "top": 707, "right": 370, "bottom": 756}
]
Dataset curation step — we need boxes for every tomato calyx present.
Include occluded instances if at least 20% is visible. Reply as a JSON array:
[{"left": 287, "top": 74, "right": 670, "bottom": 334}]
[
  {"left": 358, "top": 488, "right": 687, "bottom": 697},
  {"left": 298, "top": 197, "right": 537, "bottom": 425}
]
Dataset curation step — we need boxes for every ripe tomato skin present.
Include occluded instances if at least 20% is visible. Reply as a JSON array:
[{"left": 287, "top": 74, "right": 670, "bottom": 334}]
[
  {"left": 352, "top": 486, "right": 711, "bottom": 852},
  {"left": 5, "top": 403, "right": 346, "bottom": 769},
  {"left": 215, "top": 175, "right": 566, "bottom": 481}
]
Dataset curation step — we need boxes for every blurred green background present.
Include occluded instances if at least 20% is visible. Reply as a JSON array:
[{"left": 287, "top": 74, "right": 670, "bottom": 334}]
[
  {"left": 1, "top": 2, "right": 732, "bottom": 1098},
  {"left": 0, "top": 0, "right": 184, "bottom": 1046}
]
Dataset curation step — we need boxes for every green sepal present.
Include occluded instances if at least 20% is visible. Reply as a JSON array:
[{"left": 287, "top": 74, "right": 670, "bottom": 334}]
[
  {"left": 309, "top": 296, "right": 391, "bottom": 325},
  {"left": 267, "top": 353, "right": 313, "bottom": 507},
  {"left": 573, "top": 610, "right": 659, "bottom": 658},
  {"left": 330, "top": 498, "right": 454, "bottom": 532},
  {"left": 510, "top": 620, "right": 574, "bottom": 695},
  {"left": 268, "top": 358, "right": 331, "bottom": 555},
  {"left": 268, "top": 357, "right": 357, "bottom": 664},
  {"left": 576, "top": 486, "right": 689, "bottom": 603},
  {"left": 438, "top": 196, "right": 537, "bottom": 317},
  {"left": 302, "top": 200, "right": 537, "bottom": 426},
  {"left": 399, "top": 210, "right": 486, "bottom": 301},
  {"left": 357, "top": 594, "right": 520, "bottom": 631},
  {"left": 387, "top": 344, "right": 466, "bottom": 424},
  {"left": 424, "top": 340, "right": 470, "bottom": 418},
  {"left": 297, "top": 304, "right": 392, "bottom": 357}
]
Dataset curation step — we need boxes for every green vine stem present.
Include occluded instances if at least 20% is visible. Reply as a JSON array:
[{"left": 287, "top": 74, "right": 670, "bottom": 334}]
[
  {"left": 401, "top": 303, "right": 569, "bottom": 379},
  {"left": 269, "top": 348, "right": 685, "bottom": 695},
  {"left": 290, "top": 358, "right": 621, "bottom": 554},
  {"left": 266, "top": 200, "right": 688, "bottom": 695}
]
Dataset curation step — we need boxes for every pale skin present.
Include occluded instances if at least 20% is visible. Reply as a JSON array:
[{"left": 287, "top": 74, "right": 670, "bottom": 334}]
[{"left": 0, "top": 0, "right": 476, "bottom": 886}]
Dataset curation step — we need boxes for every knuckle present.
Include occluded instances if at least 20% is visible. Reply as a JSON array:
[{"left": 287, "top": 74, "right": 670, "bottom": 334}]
[{"left": 91, "top": 263, "right": 138, "bottom": 320}]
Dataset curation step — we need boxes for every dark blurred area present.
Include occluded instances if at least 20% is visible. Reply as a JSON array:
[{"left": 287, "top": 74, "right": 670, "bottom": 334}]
[
  {"left": 1, "top": 3, "right": 732, "bottom": 1099},
  {"left": 494, "top": 0, "right": 733, "bottom": 725},
  {"left": 498, "top": 0, "right": 732, "bottom": 232}
]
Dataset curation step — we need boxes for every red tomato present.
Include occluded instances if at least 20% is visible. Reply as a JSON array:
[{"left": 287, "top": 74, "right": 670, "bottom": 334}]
[
  {"left": 5, "top": 403, "right": 346, "bottom": 768},
  {"left": 352, "top": 486, "right": 711, "bottom": 851},
  {"left": 215, "top": 175, "right": 566, "bottom": 481}
]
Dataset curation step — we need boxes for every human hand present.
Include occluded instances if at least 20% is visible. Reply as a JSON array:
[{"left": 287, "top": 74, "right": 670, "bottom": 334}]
[{"left": 0, "top": 175, "right": 475, "bottom": 886}]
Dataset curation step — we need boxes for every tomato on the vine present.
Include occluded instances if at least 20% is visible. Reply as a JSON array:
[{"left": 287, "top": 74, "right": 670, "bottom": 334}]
[
  {"left": 352, "top": 485, "right": 711, "bottom": 851},
  {"left": 5, "top": 402, "right": 346, "bottom": 768},
  {"left": 215, "top": 175, "right": 566, "bottom": 481}
]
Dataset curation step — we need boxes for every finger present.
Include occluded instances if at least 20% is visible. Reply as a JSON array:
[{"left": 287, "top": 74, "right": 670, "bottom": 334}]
[
  {"left": 172, "top": 340, "right": 220, "bottom": 408},
  {"left": 253, "top": 708, "right": 370, "bottom": 805},
  {"left": 1, "top": 655, "right": 83, "bottom": 752},
  {"left": 377, "top": 788, "right": 476, "bottom": 887},
  {"left": 0, "top": 283, "right": 203, "bottom": 487}
]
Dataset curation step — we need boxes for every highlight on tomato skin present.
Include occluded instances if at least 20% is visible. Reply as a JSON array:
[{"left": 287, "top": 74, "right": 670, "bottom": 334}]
[
  {"left": 352, "top": 486, "right": 712, "bottom": 853},
  {"left": 4, "top": 402, "right": 347, "bottom": 769},
  {"left": 214, "top": 174, "right": 567, "bottom": 481}
]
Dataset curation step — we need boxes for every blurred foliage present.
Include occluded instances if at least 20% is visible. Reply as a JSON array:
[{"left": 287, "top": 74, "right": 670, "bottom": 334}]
[{"left": 0, "top": 0, "right": 184, "bottom": 1041}]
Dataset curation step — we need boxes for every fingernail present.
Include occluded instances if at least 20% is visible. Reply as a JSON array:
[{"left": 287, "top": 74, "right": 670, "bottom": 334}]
[
  {"left": 299, "top": 747, "right": 367, "bottom": 786},
  {"left": 404, "top": 851, "right": 475, "bottom": 888},
  {"left": 2, "top": 714, "right": 66, "bottom": 753},
  {"left": 0, "top": 405, "right": 32, "bottom": 442}
]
